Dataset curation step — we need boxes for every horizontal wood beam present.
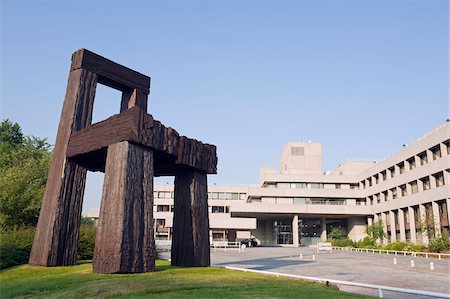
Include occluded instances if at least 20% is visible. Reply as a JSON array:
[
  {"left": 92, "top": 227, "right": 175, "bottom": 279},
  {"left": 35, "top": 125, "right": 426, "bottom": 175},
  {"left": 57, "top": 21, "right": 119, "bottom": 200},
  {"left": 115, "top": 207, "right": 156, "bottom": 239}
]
[
  {"left": 67, "top": 107, "right": 217, "bottom": 174},
  {"left": 71, "top": 48, "right": 150, "bottom": 93}
]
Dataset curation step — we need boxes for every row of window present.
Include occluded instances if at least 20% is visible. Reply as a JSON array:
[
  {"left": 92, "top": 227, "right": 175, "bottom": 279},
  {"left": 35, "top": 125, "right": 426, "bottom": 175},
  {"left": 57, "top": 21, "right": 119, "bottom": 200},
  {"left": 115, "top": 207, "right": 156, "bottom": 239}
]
[
  {"left": 251, "top": 197, "right": 347, "bottom": 205},
  {"left": 155, "top": 204, "right": 231, "bottom": 214},
  {"left": 361, "top": 140, "right": 449, "bottom": 189},
  {"left": 263, "top": 182, "right": 359, "bottom": 190},
  {"left": 367, "top": 170, "right": 447, "bottom": 205},
  {"left": 208, "top": 192, "right": 246, "bottom": 200},
  {"left": 154, "top": 191, "right": 247, "bottom": 201}
]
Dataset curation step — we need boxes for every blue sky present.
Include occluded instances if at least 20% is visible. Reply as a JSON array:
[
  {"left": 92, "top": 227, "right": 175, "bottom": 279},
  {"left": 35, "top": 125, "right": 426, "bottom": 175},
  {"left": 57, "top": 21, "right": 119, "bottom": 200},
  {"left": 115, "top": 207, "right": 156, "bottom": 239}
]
[{"left": 1, "top": 0, "right": 448, "bottom": 214}]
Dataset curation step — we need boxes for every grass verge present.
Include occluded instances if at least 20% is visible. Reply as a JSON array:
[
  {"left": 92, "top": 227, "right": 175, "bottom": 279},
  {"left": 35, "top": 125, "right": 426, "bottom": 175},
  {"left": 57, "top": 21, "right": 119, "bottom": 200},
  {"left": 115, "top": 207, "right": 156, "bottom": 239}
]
[{"left": 0, "top": 260, "right": 372, "bottom": 298}]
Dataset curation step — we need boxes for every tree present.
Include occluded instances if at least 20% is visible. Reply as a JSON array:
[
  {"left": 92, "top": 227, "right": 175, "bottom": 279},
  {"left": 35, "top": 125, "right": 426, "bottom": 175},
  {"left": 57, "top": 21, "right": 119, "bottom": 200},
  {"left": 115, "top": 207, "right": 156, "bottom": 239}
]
[
  {"left": 0, "top": 119, "right": 23, "bottom": 144},
  {"left": 329, "top": 228, "right": 346, "bottom": 240},
  {"left": 419, "top": 212, "right": 436, "bottom": 240},
  {"left": 80, "top": 216, "right": 95, "bottom": 226},
  {"left": 0, "top": 119, "right": 51, "bottom": 228},
  {"left": 365, "top": 221, "right": 386, "bottom": 243}
]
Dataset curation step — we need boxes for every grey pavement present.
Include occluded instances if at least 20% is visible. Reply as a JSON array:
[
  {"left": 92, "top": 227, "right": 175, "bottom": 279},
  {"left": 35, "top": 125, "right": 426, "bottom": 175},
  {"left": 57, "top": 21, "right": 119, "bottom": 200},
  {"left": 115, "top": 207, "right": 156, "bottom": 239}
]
[{"left": 161, "top": 246, "right": 450, "bottom": 298}]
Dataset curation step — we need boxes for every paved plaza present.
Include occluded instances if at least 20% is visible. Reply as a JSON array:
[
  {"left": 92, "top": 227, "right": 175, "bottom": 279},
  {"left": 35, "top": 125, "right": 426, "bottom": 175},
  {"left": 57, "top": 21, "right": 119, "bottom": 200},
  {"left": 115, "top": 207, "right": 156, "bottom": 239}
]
[
  {"left": 163, "top": 246, "right": 450, "bottom": 298},
  {"left": 213, "top": 247, "right": 450, "bottom": 298}
]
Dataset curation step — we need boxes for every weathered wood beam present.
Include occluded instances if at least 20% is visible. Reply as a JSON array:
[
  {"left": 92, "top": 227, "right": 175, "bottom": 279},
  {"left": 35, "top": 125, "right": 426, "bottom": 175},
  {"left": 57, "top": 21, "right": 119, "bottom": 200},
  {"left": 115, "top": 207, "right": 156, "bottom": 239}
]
[
  {"left": 71, "top": 48, "right": 150, "bottom": 93},
  {"left": 29, "top": 69, "right": 97, "bottom": 266},
  {"left": 93, "top": 141, "right": 155, "bottom": 274},
  {"left": 66, "top": 107, "right": 142, "bottom": 158},
  {"left": 67, "top": 107, "right": 217, "bottom": 174},
  {"left": 121, "top": 89, "right": 148, "bottom": 113},
  {"left": 171, "top": 170, "right": 210, "bottom": 267},
  {"left": 176, "top": 137, "right": 217, "bottom": 174}
]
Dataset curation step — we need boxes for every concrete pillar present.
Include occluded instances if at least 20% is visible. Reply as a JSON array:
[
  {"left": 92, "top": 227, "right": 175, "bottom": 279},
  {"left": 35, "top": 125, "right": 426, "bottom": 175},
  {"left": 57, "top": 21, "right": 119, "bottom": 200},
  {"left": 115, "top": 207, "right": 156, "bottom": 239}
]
[
  {"left": 432, "top": 201, "right": 442, "bottom": 237},
  {"left": 439, "top": 142, "right": 447, "bottom": 157},
  {"left": 447, "top": 199, "right": 450, "bottom": 231},
  {"left": 406, "top": 183, "right": 412, "bottom": 196},
  {"left": 443, "top": 170, "right": 450, "bottom": 186},
  {"left": 320, "top": 217, "right": 327, "bottom": 241},
  {"left": 419, "top": 204, "right": 429, "bottom": 245},
  {"left": 398, "top": 209, "right": 406, "bottom": 242},
  {"left": 292, "top": 215, "right": 299, "bottom": 247},
  {"left": 418, "top": 179, "right": 424, "bottom": 192},
  {"left": 381, "top": 212, "right": 388, "bottom": 244},
  {"left": 374, "top": 213, "right": 379, "bottom": 223},
  {"left": 172, "top": 170, "right": 210, "bottom": 267},
  {"left": 389, "top": 211, "right": 397, "bottom": 243},
  {"left": 367, "top": 216, "right": 373, "bottom": 226},
  {"left": 93, "top": 142, "right": 155, "bottom": 273},
  {"left": 430, "top": 174, "right": 437, "bottom": 189},
  {"left": 426, "top": 149, "right": 433, "bottom": 165},
  {"left": 408, "top": 207, "right": 417, "bottom": 244}
]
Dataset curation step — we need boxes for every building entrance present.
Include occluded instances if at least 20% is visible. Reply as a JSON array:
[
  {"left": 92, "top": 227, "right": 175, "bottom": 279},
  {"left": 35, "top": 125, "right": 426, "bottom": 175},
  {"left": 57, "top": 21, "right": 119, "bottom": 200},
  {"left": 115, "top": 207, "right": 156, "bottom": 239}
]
[{"left": 273, "top": 219, "right": 293, "bottom": 245}]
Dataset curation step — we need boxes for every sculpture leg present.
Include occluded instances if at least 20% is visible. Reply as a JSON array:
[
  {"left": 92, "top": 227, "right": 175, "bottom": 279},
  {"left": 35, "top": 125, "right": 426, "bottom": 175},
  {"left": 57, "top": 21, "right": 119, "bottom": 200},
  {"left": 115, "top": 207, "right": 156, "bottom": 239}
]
[
  {"left": 172, "top": 170, "right": 210, "bottom": 267},
  {"left": 29, "top": 69, "right": 97, "bottom": 266},
  {"left": 93, "top": 141, "right": 155, "bottom": 273}
]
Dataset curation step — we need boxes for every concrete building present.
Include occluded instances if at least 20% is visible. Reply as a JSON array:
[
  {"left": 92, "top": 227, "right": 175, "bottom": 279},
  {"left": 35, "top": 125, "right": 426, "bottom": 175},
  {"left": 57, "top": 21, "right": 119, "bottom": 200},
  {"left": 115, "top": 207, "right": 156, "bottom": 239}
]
[{"left": 152, "top": 121, "right": 449, "bottom": 246}]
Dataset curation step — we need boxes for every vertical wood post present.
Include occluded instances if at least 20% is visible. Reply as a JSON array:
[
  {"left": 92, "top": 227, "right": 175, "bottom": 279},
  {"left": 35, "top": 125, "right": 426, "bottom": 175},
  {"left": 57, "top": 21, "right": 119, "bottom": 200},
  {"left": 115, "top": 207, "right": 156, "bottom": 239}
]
[
  {"left": 171, "top": 170, "right": 210, "bottom": 267},
  {"left": 93, "top": 141, "right": 155, "bottom": 273},
  {"left": 29, "top": 69, "right": 97, "bottom": 266}
]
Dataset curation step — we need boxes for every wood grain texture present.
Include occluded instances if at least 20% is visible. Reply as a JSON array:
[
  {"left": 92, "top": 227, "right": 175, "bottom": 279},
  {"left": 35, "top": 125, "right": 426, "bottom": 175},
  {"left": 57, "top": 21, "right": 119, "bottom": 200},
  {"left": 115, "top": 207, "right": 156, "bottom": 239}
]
[
  {"left": 93, "top": 142, "right": 155, "bottom": 274},
  {"left": 71, "top": 49, "right": 150, "bottom": 93},
  {"left": 67, "top": 107, "right": 217, "bottom": 174},
  {"left": 31, "top": 48, "right": 215, "bottom": 273},
  {"left": 121, "top": 89, "right": 148, "bottom": 113},
  {"left": 171, "top": 170, "right": 210, "bottom": 267},
  {"left": 29, "top": 69, "right": 97, "bottom": 267}
]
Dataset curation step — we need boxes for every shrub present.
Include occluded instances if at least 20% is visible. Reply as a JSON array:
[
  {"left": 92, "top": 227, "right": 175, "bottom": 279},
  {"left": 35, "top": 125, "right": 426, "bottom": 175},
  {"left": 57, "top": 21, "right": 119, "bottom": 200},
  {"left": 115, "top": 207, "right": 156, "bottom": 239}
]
[
  {"left": 0, "top": 228, "right": 35, "bottom": 269},
  {"left": 77, "top": 225, "right": 96, "bottom": 260},
  {"left": 384, "top": 242, "right": 408, "bottom": 251},
  {"left": 428, "top": 235, "right": 450, "bottom": 253},
  {"left": 331, "top": 238, "right": 354, "bottom": 247},
  {"left": 0, "top": 224, "right": 97, "bottom": 269},
  {"left": 404, "top": 243, "right": 426, "bottom": 252},
  {"left": 329, "top": 228, "right": 346, "bottom": 240},
  {"left": 355, "top": 236, "right": 377, "bottom": 248}
]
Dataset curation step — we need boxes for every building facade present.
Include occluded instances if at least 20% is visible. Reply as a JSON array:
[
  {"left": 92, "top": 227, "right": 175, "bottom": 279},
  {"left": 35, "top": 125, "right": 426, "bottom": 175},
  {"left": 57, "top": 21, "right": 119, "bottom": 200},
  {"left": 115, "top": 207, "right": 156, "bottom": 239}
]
[
  {"left": 151, "top": 122, "right": 449, "bottom": 246},
  {"left": 84, "top": 122, "right": 449, "bottom": 246}
]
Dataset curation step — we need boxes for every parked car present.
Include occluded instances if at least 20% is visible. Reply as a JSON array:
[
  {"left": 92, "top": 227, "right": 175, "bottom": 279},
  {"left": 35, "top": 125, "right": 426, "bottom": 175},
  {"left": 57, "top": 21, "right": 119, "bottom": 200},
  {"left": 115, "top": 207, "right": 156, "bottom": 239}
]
[{"left": 240, "top": 238, "right": 258, "bottom": 248}]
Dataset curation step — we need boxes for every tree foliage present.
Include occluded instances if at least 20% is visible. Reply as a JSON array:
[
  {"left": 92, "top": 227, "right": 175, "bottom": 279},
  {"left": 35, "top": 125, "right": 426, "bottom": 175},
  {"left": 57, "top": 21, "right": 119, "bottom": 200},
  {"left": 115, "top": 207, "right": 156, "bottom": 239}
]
[
  {"left": 0, "top": 119, "right": 52, "bottom": 228},
  {"left": 365, "top": 221, "right": 386, "bottom": 243},
  {"left": 329, "top": 228, "right": 346, "bottom": 240}
]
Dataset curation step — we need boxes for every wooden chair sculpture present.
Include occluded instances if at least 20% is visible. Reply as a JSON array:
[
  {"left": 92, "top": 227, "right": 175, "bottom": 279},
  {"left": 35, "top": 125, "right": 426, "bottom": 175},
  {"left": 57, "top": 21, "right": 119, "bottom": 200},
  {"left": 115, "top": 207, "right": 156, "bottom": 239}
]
[{"left": 29, "top": 49, "right": 217, "bottom": 274}]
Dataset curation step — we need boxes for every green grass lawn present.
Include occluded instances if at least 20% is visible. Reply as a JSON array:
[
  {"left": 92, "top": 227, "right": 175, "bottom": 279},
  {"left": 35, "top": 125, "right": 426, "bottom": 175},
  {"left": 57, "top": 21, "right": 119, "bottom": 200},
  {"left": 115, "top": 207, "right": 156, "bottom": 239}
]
[{"left": 0, "top": 260, "right": 372, "bottom": 298}]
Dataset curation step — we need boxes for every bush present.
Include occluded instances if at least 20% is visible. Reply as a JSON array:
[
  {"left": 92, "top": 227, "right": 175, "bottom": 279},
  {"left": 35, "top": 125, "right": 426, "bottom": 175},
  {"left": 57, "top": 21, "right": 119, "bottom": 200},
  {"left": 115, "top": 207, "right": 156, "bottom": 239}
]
[
  {"left": 428, "top": 235, "right": 450, "bottom": 253},
  {"left": 404, "top": 243, "right": 426, "bottom": 252},
  {"left": 0, "top": 224, "right": 97, "bottom": 269},
  {"left": 0, "top": 228, "right": 35, "bottom": 269},
  {"left": 329, "top": 228, "right": 346, "bottom": 240},
  {"left": 384, "top": 242, "right": 408, "bottom": 251},
  {"left": 77, "top": 225, "right": 96, "bottom": 260},
  {"left": 384, "top": 242, "right": 425, "bottom": 252},
  {"left": 355, "top": 236, "right": 377, "bottom": 248},
  {"left": 331, "top": 238, "right": 354, "bottom": 247}
]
